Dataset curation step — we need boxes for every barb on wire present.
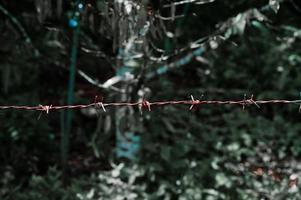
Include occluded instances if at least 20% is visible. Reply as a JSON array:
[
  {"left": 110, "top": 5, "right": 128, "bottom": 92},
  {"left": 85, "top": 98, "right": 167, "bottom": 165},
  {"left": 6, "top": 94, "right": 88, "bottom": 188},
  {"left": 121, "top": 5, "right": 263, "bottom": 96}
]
[
  {"left": 37, "top": 104, "right": 52, "bottom": 120},
  {"left": 249, "top": 94, "right": 260, "bottom": 109},
  {"left": 39, "top": 104, "right": 52, "bottom": 114},
  {"left": 141, "top": 99, "right": 151, "bottom": 113},
  {"left": 94, "top": 96, "right": 106, "bottom": 112},
  {"left": 189, "top": 95, "right": 200, "bottom": 110},
  {"left": 242, "top": 94, "right": 247, "bottom": 110},
  {"left": 1, "top": 95, "right": 301, "bottom": 113}
]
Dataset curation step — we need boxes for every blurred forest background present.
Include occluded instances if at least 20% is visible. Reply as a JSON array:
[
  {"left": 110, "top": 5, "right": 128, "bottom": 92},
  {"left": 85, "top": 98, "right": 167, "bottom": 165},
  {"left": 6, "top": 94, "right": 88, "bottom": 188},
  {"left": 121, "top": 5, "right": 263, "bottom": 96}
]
[{"left": 1, "top": 0, "right": 301, "bottom": 199}]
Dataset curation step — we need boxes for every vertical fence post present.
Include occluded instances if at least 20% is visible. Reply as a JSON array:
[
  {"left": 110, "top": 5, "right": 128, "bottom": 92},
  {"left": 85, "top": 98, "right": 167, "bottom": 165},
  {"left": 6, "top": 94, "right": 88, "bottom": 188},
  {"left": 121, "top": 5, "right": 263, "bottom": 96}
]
[{"left": 61, "top": 1, "right": 81, "bottom": 182}]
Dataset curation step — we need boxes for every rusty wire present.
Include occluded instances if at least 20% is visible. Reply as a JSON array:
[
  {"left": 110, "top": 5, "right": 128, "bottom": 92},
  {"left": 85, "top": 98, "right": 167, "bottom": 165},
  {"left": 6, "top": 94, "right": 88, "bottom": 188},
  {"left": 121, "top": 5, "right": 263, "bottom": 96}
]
[{"left": 0, "top": 95, "right": 301, "bottom": 114}]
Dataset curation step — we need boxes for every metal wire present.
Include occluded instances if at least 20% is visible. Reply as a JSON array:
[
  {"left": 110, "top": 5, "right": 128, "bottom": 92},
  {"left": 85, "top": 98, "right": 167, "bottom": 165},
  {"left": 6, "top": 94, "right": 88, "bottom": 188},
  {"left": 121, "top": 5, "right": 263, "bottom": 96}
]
[{"left": 1, "top": 95, "right": 300, "bottom": 114}]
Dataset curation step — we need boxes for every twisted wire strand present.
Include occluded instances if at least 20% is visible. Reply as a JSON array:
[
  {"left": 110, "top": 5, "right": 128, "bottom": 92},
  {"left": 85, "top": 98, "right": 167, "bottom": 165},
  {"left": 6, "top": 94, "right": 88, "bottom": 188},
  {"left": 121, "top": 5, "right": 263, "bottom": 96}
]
[{"left": 1, "top": 96, "right": 300, "bottom": 113}]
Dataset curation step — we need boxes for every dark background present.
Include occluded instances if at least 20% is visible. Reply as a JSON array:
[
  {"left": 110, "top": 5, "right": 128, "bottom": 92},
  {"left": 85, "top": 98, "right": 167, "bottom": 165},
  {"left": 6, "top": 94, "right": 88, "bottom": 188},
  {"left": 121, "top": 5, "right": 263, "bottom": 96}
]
[{"left": 1, "top": 0, "right": 301, "bottom": 199}]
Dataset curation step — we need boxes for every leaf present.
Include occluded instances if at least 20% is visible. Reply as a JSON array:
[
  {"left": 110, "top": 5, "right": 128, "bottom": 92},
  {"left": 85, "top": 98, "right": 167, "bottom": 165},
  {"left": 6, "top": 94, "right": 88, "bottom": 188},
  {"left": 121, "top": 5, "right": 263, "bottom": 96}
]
[
  {"left": 251, "top": 166, "right": 264, "bottom": 176},
  {"left": 252, "top": 9, "right": 268, "bottom": 22},
  {"left": 289, "top": 174, "right": 298, "bottom": 188},
  {"left": 172, "top": 159, "right": 187, "bottom": 169},
  {"left": 160, "top": 146, "right": 171, "bottom": 161},
  {"left": 251, "top": 21, "right": 269, "bottom": 35},
  {"left": 234, "top": 14, "right": 247, "bottom": 35},
  {"left": 269, "top": 0, "right": 280, "bottom": 13}
]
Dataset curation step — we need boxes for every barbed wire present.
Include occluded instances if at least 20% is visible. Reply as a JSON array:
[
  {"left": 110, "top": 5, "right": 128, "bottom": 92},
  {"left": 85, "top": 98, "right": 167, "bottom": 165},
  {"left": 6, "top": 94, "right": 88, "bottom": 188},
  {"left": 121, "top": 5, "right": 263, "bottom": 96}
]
[{"left": 1, "top": 95, "right": 301, "bottom": 115}]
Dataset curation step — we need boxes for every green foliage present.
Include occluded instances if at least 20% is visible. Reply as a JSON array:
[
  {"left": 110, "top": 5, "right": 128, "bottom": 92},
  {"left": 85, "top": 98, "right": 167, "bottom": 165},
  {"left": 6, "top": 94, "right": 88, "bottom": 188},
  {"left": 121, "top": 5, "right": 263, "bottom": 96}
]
[
  {"left": 1, "top": 0, "right": 301, "bottom": 199},
  {"left": 1, "top": 167, "right": 88, "bottom": 200}
]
